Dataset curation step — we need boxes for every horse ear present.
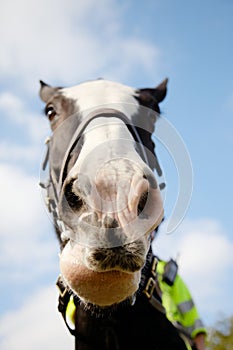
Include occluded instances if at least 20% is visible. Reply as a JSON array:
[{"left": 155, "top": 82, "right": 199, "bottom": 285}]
[
  {"left": 153, "top": 78, "right": 168, "bottom": 103},
  {"left": 137, "top": 78, "right": 168, "bottom": 110},
  {"left": 39, "top": 80, "right": 59, "bottom": 103}
]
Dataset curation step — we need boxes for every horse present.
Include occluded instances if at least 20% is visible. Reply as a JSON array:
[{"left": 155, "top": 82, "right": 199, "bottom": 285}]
[{"left": 39, "top": 78, "right": 187, "bottom": 349}]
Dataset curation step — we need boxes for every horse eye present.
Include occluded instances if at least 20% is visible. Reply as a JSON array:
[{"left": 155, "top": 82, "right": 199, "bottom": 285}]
[{"left": 45, "top": 105, "right": 57, "bottom": 121}]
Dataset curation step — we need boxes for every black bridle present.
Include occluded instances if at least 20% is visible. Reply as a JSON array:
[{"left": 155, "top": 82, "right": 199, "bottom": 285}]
[{"left": 40, "top": 107, "right": 164, "bottom": 242}]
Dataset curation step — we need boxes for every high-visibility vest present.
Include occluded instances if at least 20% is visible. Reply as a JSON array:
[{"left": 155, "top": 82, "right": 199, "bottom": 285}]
[{"left": 157, "top": 260, "right": 207, "bottom": 340}]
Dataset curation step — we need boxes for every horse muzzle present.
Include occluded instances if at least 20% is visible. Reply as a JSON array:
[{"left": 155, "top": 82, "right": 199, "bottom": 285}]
[{"left": 58, "top": 160, "right": 164, "bottom": 249}]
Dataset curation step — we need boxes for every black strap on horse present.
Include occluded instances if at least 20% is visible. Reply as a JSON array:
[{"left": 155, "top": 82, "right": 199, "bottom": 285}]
[{"left": 56, "top": 277, "right": 77, "bottom": 336}]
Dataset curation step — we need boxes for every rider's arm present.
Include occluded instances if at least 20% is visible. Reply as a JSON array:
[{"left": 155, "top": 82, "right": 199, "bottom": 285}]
[
  {"left": 193, "top": 332, "right": 206, "bottom": 350},
  {"left": 157, "top": 261, "right": 207, "bottom": 347}
]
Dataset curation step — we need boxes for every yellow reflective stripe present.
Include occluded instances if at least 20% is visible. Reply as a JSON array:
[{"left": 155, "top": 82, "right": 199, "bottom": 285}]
[
  {"left": 177, "top": 299, "right": 194, "bottom": 314},
  {"left": 183, "top": 319, "right": 206, "bottom": 338},
  {"left": 179, "top": 333, "right": 192, "bottom": 350},
  {"left": 66, "top": 296, "right": 76, "bottom": 325},
  {"left": 157, "top": 260, "right": 166, "bottom": 274}
]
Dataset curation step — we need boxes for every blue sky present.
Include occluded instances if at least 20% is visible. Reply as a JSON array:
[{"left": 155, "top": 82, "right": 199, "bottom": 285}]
[{"left": 0, "top": 1, "right": 233, "bottom": 348}]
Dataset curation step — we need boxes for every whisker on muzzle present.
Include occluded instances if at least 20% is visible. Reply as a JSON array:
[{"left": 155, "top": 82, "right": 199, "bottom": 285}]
[{"left": 85, "top": 239, "right": 146, "bottom": 273}]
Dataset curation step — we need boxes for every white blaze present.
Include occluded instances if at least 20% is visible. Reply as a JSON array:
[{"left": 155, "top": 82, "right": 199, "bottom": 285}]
[{"left": 62, "top": 79, "right": 139, "bottom": 118}]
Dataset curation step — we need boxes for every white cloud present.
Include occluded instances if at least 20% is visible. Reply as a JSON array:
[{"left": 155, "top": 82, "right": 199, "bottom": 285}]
[
  {"left": 0, "top": 91, "right": 49, "bottom": 143},
  {"left": 0, "top": 286, "right": 74, "bottom": 350},
  {"left": 152, "top": 218, "right": 233, "bottom": 323},
  {"left": 0, "top": 163, "right": 57, "bottom": 283},
  {"left": 0, "top": 0, "right": 162, "bottom": 92},
  {"left": 0, "top": 90, "right": 50, "bottom": 175},
  {"left": 0, "top": 163, "right": 45, "bottom": 235},
  {"left": 0, "top": 142, "right": 39, "bottom": 164}
]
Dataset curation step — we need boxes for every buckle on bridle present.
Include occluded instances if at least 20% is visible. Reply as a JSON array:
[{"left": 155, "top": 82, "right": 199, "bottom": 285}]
[
  {"left": 144, "top": 277, "right": 156, "bottom": 299},
  {"left": 56, "top": 276, "right": 70, "bottom": 311},
  {"left": 143, "top": 256, "right": 159, "bottom": 299},
  {"left": 56, "top": 276, "right": 67, "bottom": 294},
  {"left": 143, "top": 256, "right": 166, "bottom": 314},
  {"left": 58, "top": 284, "right": 69, "bottom": 299},
  {"left": 151, "top": 256, "right": 158, "bottom": 277}
]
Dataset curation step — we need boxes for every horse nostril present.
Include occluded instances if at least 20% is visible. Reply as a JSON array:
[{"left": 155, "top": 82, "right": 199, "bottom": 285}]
[
  {"left": 103, "top": 216, "right": 119, "bottom": 229},
  {"left": 143, "top": 172, "right": 157, "bottom": 189},
  {"left": 137, "top": 191, "right": 148, "bottom": 216},
  {"left": 64, "top": 180, "right": 84, "bottom": 211}
]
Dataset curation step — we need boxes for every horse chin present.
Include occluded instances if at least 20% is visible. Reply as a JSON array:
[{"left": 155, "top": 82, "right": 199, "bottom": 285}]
[{"left": 59, "top": 242, "right": 141, "bottom": 307}]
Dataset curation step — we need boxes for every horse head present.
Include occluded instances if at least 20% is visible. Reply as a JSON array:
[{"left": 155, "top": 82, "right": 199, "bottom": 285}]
[{"left": 40, "top": 79, "right": 167, "bottom": 308}]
